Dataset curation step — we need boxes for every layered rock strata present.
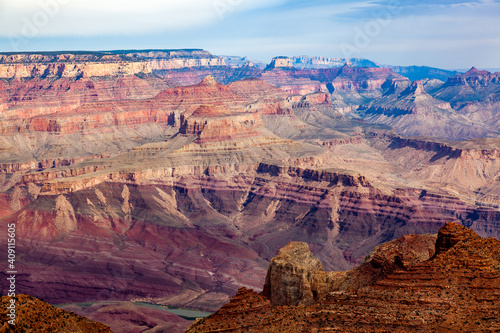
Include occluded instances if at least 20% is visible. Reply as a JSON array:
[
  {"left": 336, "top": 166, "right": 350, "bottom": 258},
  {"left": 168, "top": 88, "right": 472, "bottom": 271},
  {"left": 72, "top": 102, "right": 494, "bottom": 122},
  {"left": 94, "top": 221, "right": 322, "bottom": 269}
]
[{"left": 0, "top": 49, "right": 224, "bottom": 79}]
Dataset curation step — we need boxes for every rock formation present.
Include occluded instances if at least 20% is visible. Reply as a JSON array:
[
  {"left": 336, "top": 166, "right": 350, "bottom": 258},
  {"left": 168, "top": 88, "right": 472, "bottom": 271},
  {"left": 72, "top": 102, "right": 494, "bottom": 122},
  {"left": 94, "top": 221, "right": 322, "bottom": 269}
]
[
  {"left": 262, "top": 242, "right": 325, "bottom": 306},
  {"left": 0, "top": 49, "right": 224, "bottom": 79},
  {"left": 261, "top": 233, "right": 437, "bottom": 308},
  {"left": 187, "top": 222, "right": 500, "bottom": 332},
  {"left": 0, "top": 294, "right": 111, "bottom": 332},
  {"left": 358, "top": 80, "right": 497, "bottom": 140},
  {"left": 265, "top": 56, "right": 294, "bottom": 70},
  {"left": 432, "top": 68, "right": 500, "bottom": 130}
]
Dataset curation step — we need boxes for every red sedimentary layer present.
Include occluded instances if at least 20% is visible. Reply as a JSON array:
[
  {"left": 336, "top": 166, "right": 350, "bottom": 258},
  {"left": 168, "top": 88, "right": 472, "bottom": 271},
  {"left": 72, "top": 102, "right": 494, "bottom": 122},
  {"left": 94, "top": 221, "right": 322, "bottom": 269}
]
[{"left": 1, "top": 75, "right": 290, "bottom": 135}]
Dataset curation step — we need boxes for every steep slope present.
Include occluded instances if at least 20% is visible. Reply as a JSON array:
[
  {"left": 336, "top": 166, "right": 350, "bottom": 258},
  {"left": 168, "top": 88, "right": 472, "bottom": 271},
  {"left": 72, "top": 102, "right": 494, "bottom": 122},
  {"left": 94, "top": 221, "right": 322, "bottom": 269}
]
[
  {"left": 0, "top": 294, "right": 111, "bottom": 332},
  {"left": 0, "top": 49, "right": 224, "bottom": 79},
  {"left": 433, "top": 67, "right": 500, "bottom": 127},
  {"left": 187, "top": 222, "right": 500, "bottom": 332},
  {"left": 327, "top": 64, "right": 409, "bottom": 115},
  {"left": 0, "top": 74, "right": 174, "bottom": 136},
  {"left": 359, "top": 80, "right": 497, "bottom": 139}
]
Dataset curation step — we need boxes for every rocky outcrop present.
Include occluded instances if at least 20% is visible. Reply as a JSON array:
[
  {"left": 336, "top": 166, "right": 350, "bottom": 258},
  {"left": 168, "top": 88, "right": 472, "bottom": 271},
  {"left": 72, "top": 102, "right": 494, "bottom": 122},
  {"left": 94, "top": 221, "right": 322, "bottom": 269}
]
[
  {"left": 265, "top": 57, "right": 294, "bottom": 70},
  {"left": 444, "top": 67, "right": 500, "bottom": 88},
  {"left": 187, "top": 223, "right": 500, "bottom": 332},
  {"left": 0, "top": 294, "right": 111, "bottom": 332},
  {"left": 262, "top": 233, "right": 437, "bottom": 307},
  {"left": 262, "top": 242, "right": 324, "bottom": 306},
  {"left": 0, "top": 61, "right": 152, "bottom": 79},
  {"left": 430, "top": 67, "right": 500, "bottom": 131}
]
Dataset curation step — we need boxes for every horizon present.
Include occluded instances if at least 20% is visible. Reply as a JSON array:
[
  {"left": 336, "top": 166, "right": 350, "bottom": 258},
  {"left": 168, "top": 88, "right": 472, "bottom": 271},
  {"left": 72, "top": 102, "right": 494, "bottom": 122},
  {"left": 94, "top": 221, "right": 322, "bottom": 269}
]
[
  {"left": 0, "top": 0, "right": 499, "bottom": 70},
  {"left": 0, "top": 47, "right": 498, "bottom": 73}
]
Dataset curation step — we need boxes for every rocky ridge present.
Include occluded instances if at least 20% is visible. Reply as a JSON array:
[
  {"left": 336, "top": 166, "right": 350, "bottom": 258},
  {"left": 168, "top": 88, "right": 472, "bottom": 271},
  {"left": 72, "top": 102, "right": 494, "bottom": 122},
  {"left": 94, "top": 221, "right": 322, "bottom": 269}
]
[
  {"left": 0, "top": 294, "right": 111, "bottom": 332},
  {"left": 0, "top": 49, "right": 224, "bottom": 79},
  {"left": 358, "top": 80, "right": 498, "bottom": 140},
  {"left": 187, "top": 222, "right": 500, "bottom": 332}
]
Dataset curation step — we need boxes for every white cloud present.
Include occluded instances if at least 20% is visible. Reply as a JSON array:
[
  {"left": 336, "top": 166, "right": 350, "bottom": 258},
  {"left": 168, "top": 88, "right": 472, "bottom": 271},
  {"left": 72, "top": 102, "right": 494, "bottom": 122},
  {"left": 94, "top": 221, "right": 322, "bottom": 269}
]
[{"left": 0, "top": 0, "right": 284, "bottom": 37}]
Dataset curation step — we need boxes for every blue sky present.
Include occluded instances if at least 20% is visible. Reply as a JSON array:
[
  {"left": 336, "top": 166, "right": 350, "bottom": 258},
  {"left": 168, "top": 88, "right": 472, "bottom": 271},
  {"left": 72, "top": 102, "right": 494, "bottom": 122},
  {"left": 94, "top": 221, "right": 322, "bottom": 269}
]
[{"left": 0, "top": 0, "right": 499, "bottom": 69}]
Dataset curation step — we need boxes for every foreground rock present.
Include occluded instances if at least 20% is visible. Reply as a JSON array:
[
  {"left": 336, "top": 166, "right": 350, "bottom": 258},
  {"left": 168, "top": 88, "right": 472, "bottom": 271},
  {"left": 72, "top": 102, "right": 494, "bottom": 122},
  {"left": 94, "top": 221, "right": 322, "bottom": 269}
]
[
  {"left": 187, "top": 222, "right": 500, "bottom": 332},
  {"left": 262, "top": 233, "right": 437, "bottom": 307},
  {"left": 0, "top": 294, "right": 111, "bottom": 332}
]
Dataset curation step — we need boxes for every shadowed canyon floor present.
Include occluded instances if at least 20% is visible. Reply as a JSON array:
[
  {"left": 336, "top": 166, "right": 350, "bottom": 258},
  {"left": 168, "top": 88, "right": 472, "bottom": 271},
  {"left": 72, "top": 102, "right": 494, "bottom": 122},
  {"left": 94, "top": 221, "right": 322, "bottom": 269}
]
[{"left": 0, "top": 51, "right": 500, "bottom": 329}]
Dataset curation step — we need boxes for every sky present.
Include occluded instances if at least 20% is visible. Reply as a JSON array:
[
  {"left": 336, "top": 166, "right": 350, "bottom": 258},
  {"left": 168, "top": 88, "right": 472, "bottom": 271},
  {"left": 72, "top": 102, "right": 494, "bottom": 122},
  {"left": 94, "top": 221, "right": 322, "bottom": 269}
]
[{"left": 0, "top": 0, "right": 499, "bottom": 69}]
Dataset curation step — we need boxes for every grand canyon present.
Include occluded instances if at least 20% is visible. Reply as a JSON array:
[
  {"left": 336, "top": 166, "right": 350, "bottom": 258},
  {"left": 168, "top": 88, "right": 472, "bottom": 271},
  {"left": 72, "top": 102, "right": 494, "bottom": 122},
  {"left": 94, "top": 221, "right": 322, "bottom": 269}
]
[{"left": 0, "top": 49, "right": 500, "bottom": 332}]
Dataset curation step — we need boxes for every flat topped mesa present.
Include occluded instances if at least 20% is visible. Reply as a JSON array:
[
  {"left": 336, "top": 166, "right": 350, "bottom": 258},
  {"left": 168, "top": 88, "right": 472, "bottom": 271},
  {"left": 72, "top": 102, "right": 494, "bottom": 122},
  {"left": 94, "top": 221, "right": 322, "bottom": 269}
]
[{"left": 265, "top": 56, "right": 294, "bottom": 70}]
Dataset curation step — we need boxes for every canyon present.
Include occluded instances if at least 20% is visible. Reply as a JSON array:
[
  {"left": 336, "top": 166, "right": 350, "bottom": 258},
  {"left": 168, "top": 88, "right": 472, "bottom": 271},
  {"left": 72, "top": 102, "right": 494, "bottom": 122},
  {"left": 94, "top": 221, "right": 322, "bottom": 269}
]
[{"left": 0, "top": 49, "right": 499, "bottom": 332}]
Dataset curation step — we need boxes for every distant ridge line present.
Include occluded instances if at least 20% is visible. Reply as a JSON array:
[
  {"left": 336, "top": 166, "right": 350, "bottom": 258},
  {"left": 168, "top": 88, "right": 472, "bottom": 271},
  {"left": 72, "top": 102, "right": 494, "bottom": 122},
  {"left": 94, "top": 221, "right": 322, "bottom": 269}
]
[{"left": 0, "top": 48, "right": 207, "bottom": 56}]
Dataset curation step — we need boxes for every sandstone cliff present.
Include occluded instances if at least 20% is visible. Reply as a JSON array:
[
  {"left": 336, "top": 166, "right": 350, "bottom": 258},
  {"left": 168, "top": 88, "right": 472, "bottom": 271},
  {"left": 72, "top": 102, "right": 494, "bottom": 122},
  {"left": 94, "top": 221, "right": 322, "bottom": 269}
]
[
  {"left": 187, "top": 222, "right": 500, "bottom": 332},
  {"left": 265, "top": 57, "right": 294, "bottom": 70},
  {"left": 0, "top": 49, "right": 224, "bottom": 79}
]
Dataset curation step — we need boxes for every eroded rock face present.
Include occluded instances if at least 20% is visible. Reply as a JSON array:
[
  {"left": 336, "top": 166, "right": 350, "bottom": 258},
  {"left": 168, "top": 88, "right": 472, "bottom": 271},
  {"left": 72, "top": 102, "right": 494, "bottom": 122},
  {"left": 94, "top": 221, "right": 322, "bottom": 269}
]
[
  {"left": 187, "top": 223, "right": 500, "bottom": 332},
  {"left": 262, "top": 233, "right": 437, "bottom": 307},
  {"left": 0, "top": 49, "right": 224, "bottom": 79},
  {"left": 262, "top": 242, "right": 324, "bottom": 306}
]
